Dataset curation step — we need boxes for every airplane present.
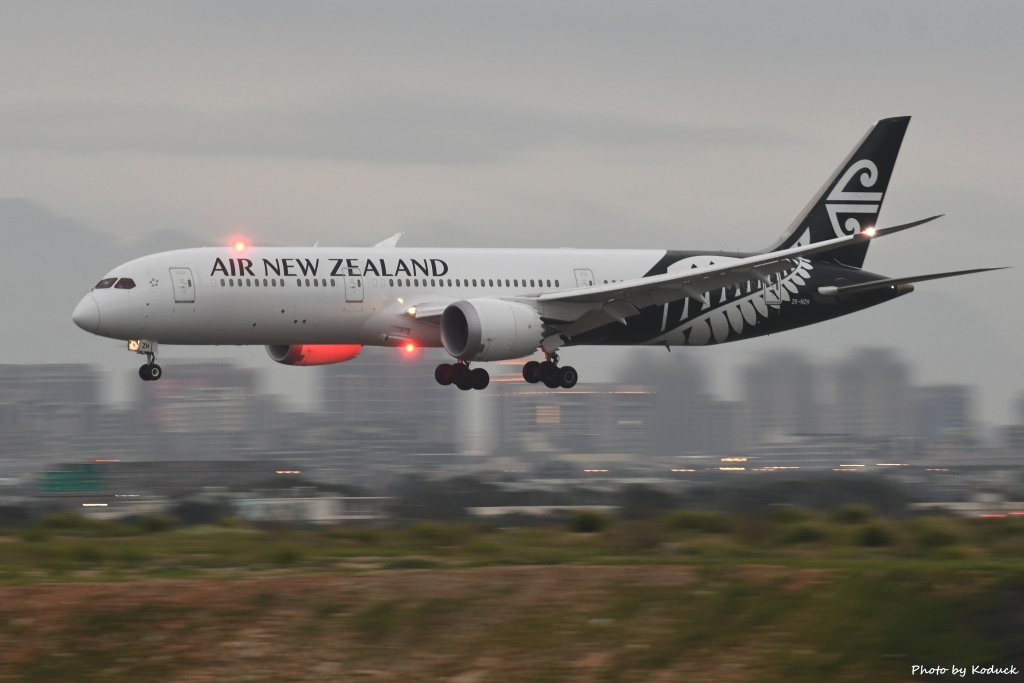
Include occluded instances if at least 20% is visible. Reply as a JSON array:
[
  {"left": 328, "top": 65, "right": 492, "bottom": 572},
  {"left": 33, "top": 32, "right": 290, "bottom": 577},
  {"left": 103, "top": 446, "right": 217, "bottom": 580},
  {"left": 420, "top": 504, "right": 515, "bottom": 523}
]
[{"left": 72, "top": 116, "right": 1004, "bottom": 391}]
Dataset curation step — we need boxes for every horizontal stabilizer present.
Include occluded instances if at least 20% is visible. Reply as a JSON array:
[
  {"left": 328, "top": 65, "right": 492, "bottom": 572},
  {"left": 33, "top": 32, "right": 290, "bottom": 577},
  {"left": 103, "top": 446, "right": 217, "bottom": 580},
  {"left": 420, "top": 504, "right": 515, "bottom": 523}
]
[{"left": 817, "top": 266, "right": 1008, "bottom": 298}]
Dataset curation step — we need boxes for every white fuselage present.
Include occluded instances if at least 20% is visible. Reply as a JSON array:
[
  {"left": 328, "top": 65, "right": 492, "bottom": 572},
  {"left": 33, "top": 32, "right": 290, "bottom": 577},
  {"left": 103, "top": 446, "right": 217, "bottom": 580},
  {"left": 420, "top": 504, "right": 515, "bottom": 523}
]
[{"left": 74, "top": 246, "right": 668, "bottom": 347}]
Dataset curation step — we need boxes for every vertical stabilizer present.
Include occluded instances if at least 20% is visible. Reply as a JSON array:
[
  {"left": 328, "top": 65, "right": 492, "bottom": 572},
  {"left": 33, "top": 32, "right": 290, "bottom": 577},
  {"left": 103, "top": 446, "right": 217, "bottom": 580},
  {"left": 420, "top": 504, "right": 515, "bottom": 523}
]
[{"left": 766, "top": 116, "right": 910, "bottom": 268}]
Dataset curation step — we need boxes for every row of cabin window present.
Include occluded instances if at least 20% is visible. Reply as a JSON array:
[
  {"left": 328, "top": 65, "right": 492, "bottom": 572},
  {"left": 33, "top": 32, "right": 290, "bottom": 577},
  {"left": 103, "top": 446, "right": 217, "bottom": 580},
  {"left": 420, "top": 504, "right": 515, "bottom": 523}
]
[
  {"left": 218, "top": 277, "right": 563, "bottom": 289},
  {"left": 388, "top": 277, "right": 559, "bottom": 289},
  {"left": 218, "top": 278, "right": 335, "bottom": 288}
]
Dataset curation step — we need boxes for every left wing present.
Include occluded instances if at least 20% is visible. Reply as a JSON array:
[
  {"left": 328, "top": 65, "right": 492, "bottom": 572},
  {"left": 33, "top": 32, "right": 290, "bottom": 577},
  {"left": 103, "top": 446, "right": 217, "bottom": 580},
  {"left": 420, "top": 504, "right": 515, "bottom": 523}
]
[{"left": 538, "top": 215, "right": 941, "bottom": 310}]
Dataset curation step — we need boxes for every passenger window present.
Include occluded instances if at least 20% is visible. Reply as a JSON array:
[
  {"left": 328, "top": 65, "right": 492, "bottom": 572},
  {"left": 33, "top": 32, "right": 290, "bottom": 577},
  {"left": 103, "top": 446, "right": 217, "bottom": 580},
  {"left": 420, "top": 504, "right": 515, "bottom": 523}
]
[
  {"left": 220, "top": 279, "right": 226, "bottom": 287},
  {"left": 555, "top": 280, "right": 559, "bottom": 287},
  {"left": 305, "top": 279, "right": 310, "bottom": 287},
  {"left": 114, "top": 278, "right": 136, "bottom": 289},
  {"left": 530, "top": 279, "right": 535, "bottom": 287},
  {"left": 447, "top": 279, "right": 452, "bottom": 287},
  {"left": 472, "top": 279, "right": 477, "bottom": 287},
  {"left": 297, "top": 279, "right": 302, "bottom": 287},
  {"left": 229, "top": 279, "right": 234, "bottom": 287},
  {"left": 389, "top": 279, "right": 395, "bottom": 287},
  {"left": 331, "top": 280, "right": 336, "bottom": 287},
  {"left": 313, "top": 279, "right": 319, "bottom": 287},
  {"left": 94, "top": 277, "right": 117, "bottom": 289},
  {"left": 271, "top": 279, "right": 277, "bottom": 287},
  {"left": 414, "top": 279, "right": 419, "bottom": 287},
  {"left": 254, "top": 279, "right": 260, "bottom": 287}
]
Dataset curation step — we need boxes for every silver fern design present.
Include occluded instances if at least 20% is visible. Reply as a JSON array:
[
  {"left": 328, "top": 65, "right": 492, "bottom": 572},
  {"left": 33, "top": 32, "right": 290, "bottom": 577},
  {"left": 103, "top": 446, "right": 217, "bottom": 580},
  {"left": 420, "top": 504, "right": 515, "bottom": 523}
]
[{"left": 649, "top": 253, "right": 814, "bottom": 347}]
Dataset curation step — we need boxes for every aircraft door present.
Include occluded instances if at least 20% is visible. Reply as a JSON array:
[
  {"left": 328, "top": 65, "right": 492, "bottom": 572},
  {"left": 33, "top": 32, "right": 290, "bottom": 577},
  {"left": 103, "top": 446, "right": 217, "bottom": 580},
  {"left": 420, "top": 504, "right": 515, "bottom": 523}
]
[
  {"left": 345, "top": 275, "right": 364, "bottom": 303},
  {"left": 574, "top": 268, "right": 595, "bottom": 287},
  {"left": 169, "top": 267, "right": 195, "bottom": 303}
]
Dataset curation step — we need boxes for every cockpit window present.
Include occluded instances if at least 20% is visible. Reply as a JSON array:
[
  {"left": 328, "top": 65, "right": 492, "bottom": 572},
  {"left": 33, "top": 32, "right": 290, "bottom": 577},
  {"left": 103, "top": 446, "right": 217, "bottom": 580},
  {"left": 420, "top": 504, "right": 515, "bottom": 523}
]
[
  {"left": 95, "top": 278, "right": 117, "bottom": 289},
  {"left": 113, "top": 278, "right": 136, "bottom": 289}
]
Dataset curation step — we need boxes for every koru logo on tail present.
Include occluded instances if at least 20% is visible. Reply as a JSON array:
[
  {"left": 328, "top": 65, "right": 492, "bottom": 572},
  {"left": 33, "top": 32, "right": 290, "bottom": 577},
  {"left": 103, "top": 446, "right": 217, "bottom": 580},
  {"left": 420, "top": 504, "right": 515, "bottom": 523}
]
[{"left": 826, "top": 159, "right": 883, "bottom": 237}]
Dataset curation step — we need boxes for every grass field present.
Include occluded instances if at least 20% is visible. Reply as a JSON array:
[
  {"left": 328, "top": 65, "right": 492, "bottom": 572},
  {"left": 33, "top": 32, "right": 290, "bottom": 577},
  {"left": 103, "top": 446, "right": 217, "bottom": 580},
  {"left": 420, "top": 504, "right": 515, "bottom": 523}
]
[{"left": 0, "top": 509, "right": 1022, "bottom": 681}]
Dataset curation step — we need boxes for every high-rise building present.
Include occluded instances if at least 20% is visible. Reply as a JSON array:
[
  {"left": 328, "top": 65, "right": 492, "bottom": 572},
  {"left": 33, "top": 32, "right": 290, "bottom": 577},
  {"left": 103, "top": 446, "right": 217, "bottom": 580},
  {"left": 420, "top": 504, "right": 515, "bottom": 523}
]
[
  {"left": 830, "top": 348, "right": 913, "bottom": 438},
  {"left": 914, "top": 385, "right": 972, "bottom": 442},
  {"left": 740, "top": 352, "right": 819, "bottom": 448}
]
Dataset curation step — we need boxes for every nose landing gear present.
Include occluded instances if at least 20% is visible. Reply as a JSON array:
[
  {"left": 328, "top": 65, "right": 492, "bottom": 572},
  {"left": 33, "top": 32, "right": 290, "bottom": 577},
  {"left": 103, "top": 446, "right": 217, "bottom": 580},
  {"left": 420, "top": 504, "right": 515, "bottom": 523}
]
[
  {"left": 435, "top": 361, "right": 489, "bottom": 390},
  {"left": 129, "top": 340, "right": 163, "bottom": 382},
  {"left": 522, "top": 352, "right": 577, "bottom": 389}
]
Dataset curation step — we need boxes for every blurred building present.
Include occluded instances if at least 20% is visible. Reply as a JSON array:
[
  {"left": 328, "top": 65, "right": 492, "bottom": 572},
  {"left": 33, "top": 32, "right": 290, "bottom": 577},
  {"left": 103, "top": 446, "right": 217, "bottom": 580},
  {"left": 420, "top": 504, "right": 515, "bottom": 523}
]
[
  {"left": 740, "top": 352, "right": 819, "bottom": 448},
  {"left": 0, "top": 364, "right": 102, "bottom": 471},
  {"left": 320, "top": 348, "right": 458, "bottom": 451},
  {"left": 829, "top": 348, "right": 913, "bottom": 438},
  {"left": 914, "top": 384, "right": 972, "bottom": 442}
]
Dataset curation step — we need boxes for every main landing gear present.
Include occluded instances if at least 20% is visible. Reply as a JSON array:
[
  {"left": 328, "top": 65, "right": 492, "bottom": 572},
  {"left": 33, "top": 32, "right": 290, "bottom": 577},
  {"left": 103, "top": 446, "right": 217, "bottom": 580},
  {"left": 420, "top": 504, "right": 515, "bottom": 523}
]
[
  {"left": 435, "top": 362, "right": 489, "bottom": 391},
  {"left": 522, "top": 352, "right": 578, "bottom": 389},
  {"left": 130, "top": 339, "right": 163, "bottom": 382}
]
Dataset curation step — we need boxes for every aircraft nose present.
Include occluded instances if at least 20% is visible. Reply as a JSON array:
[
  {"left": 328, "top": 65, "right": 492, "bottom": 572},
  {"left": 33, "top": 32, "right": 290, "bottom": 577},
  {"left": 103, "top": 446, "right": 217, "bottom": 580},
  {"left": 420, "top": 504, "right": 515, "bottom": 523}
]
[{"left": 72, "top": 294, "right": 100, "bottom": 333}]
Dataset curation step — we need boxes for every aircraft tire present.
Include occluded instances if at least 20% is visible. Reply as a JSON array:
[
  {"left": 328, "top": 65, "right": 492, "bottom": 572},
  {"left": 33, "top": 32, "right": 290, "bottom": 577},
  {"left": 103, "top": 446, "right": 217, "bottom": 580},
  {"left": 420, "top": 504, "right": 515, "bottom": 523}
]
[
  {"left": 139, "top": 365, "right": 151, "bottom": 381},
  {"left": 542, "top": 375, "right": 561, "bottom": 389},
  {"left": 434, "top": 363, "right": 454, "bottom": 386},
  {"left": 559, "top": 365, "right": 578, "bottom": 389},
  {"left": 146, "top": 364, "right": 163, "bottom": 381},
  {"left": 538, "top": 361, "right": 557, "bottom": 382},
  {"left": 522, "top": 360, "right": 540, "bottom": 383},
  {"left": 453, "top": 364, "right": 472, "bottom": 390},
  {"left": 470, "top": 368, "right": 490, "bottom": 390}
]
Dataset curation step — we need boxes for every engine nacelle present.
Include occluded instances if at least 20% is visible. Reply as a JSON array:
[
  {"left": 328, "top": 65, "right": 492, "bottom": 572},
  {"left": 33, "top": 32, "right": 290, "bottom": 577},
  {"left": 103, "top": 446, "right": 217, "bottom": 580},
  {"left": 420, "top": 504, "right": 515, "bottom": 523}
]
[
  {"left": 265, "top": 344, "right": 362, "bottom": 366},
  {"left": 440, "top": 299, "right": 543, "bottom": 361}
]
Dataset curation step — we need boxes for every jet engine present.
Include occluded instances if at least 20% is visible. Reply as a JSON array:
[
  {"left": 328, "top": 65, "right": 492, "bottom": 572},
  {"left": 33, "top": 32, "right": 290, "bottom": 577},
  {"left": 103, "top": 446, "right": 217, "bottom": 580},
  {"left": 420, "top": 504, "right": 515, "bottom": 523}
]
[
  {"left": 265, "top": 344, "right": 362, "bottom": 366},
  {"left": 440, "top": 299, "right": 543, "bottom": 361}
]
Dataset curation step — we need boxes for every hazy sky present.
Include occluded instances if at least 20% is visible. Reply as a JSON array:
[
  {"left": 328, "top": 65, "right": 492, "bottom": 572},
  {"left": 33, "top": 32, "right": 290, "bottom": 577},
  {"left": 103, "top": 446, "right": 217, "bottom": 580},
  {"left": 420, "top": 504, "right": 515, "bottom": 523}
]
[{"left": 1, "top": 2, "right": 1021, "bottom": 422}]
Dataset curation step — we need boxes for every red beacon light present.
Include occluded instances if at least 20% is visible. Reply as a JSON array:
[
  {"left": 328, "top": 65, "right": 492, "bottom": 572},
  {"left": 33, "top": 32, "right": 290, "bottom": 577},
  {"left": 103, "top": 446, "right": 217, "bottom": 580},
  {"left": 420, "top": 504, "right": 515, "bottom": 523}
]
[
  {"left": 403, "top": 342, "right": 417, "bottom": 355},
  {"left": 229, "top": 235, "right": 252, "bottom": 253}
]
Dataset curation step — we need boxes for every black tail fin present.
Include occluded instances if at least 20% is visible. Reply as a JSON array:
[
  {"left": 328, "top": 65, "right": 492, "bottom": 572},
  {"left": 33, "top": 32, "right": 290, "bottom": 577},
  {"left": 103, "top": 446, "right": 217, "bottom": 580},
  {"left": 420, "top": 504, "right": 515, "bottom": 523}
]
[{"left": 766, "top": 116, "right": 910, "bottom": 268}]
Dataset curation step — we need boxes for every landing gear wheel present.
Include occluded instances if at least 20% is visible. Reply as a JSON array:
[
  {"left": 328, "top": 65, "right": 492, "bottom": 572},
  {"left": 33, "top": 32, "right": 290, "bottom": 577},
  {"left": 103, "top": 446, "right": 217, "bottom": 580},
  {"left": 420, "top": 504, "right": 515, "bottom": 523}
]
[
  {"left": 434, "top": 363, "right": 454, "bottom": 386},
  {"left": 140, "top": 364, "right": 162, "bottom": 381},
  {"left": 543, "top": 374, "right": 562, "bottom": 389},
  {"left": 538, "top": 361, "right": 558, "bottom": 383},
  {"left": 522, "top": 360, "right": 541, "bottom": 384},
  {"left": 559, "top": 365, "right": 578, "bottom": 389},
  {"left": 453, "top": 364, "right": 472, "bottom": 391},
  {"left": 469, "top": 368, "right": 490, "bottom": 390}
]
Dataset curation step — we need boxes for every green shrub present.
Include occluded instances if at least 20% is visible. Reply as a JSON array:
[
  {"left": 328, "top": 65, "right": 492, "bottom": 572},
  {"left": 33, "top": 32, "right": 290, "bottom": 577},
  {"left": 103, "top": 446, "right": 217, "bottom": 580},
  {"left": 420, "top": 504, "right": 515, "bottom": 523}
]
[
  {"left": 265, "top": 546, "right": 303, "bottom": 566},
  {"left": 664, "top": 510, "right": 732, "bottom": 534},
  {"left": 832, "top": 505, "right": 873, "bottom": 524},
  {"left": 17, "top": 526, "right": 51, "bottom": 543},
  {"left": 856, "top": 523, "right": 895, "bottom": 547},
  {"left": 770, "top": 505, "right": 814, "bottom": 524},
  {"left": 606, "top": 521, "right": 666, "bottom": 552},
  {"left": 134, "top": 515, "right": 175, "bottom": 534},
  {"left": 781, "top": 523, "right": 827, "bottom": 544},
  {"left": 566, "top": 510, "right": 611, "bottom": 534},
  {"left": 909, "top": 517, "right": 963, "bottom": 549}
]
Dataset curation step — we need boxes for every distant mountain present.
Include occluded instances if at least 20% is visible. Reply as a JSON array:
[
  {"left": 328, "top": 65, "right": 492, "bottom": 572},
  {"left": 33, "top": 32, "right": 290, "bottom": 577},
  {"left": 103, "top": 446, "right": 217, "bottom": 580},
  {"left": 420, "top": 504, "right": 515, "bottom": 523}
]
[{"left": 0, "top": 198, "right": 202, "bottom": 362}]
